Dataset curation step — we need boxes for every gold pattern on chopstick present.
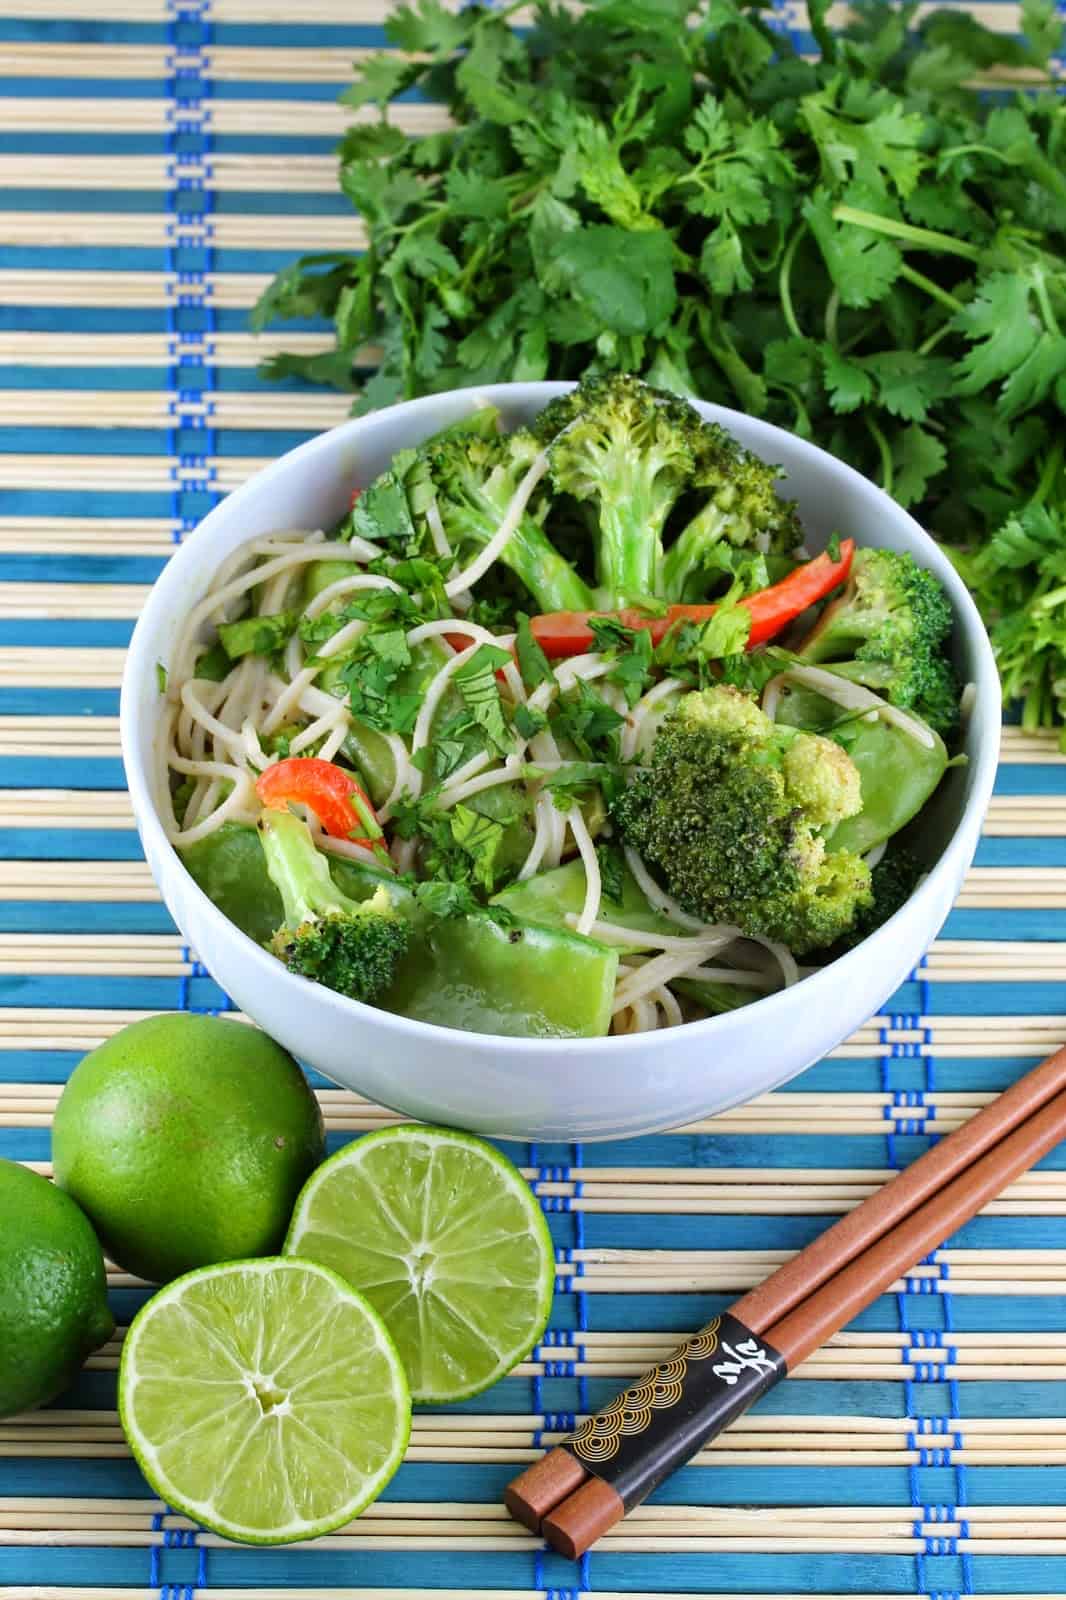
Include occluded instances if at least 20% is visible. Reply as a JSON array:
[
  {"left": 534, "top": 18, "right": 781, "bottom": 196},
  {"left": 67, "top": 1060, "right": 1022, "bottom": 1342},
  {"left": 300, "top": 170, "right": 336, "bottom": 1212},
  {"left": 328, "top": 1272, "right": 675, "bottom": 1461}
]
[{"left": 569, "top": 1320, "right": 723, "bottom": 1462}]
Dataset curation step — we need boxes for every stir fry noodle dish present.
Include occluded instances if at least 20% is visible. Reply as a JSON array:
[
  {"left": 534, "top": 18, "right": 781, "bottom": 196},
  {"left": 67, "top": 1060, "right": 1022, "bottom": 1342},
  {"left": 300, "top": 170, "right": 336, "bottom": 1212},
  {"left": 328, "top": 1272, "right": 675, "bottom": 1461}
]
[{"left": 162, "top": 375, "right": 966, "bottom": 1039}]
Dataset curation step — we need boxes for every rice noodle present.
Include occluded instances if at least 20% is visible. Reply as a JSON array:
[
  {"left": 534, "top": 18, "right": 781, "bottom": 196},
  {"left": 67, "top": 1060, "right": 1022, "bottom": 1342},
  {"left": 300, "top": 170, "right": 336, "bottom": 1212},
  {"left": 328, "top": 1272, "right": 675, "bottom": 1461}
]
[
  {"left": 565, "top": 803, "right": 602, "bottom": 937},
  {"left": 623, "top": 846, "right": 707, "bottom": 931},
  {"left": 655, "top": 986, "right": 684, "bottom": 1027},
  {"left": 517, "top": 793, "right": 554, "bottom": 880},
  {"left": 435, "top": 755, "right": 524, "bottom": 811},
  {"left": 765, "top": 665, "right": 936, "bottom": 749},
  {"left": 261, "top": 617, "right": 369, "bottom": 734},
  {"left": 303, "top": 572, "right": 402, "bottom": 620},
  {"left": 172, "top": 540, "right": 331, "bottom": 682},
  {"left": 960, "top": 680, "right": 976, "bottom": 724},
  {"left": 622, "top": 676, "right": 685, "bottom": 761},
  {"left": 571, "top": 917, "right": 741, "bottom": 955},
  {"left": 687, "top": 965, "right": 775, "bottom": 989},
  {"left": 319, "top": 834, "right": 394, "bottom": 872},
  {"left": 425, "top": 497, "right": 452, "bottom": 560},
  {"left": 406, "top": 640, "right": 486, "bottom": 800},
  {"left": 613, "top": 946, "right": 735, "bottom": 1012},
  {"left": 347, "top": 532, "right": 386, "bottom": 563}
]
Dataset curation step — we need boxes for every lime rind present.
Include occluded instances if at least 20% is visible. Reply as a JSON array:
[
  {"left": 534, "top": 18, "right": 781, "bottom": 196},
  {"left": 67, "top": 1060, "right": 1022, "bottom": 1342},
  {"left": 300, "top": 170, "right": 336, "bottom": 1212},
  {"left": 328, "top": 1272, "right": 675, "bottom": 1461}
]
[
  {"left": 118, "top": 1256, "right": 410, "bottom": 1546},
  {"left": 284, "top": 1123, "right": 555, "bottom": 1404}
]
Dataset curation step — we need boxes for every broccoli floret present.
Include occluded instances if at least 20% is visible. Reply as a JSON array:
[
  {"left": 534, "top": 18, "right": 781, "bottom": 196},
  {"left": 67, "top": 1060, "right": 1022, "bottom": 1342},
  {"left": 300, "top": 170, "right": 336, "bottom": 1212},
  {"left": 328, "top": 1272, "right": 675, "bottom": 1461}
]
[
  {"left": 257, "top": 808, "right": 409, "bottom": 1003},
  {"left": 612, "top": 685, "right": 873, "bottom": 954},
  {"left": 797, "top": 548, "right": 960, "bottom": 736},
  {"left": 541, "top": 373, "right": 698, "bottom": 606},
  {"left": 829, "top": 845, "right": 925, "bottom": 955},
  {"left": 661, "top": 423, "right": 803, "bottom": 602},
  {"left": 419, "top": 428, "right": 595, "bottom": 614}
]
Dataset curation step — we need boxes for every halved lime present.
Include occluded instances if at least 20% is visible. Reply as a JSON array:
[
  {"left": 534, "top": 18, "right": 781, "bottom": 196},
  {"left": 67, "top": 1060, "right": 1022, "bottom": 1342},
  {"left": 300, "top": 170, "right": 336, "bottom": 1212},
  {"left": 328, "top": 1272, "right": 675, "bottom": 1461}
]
[
  {"left": 118, "top": 1257, "right": 410, "bottom": 1544},
  {"left": 285, "top": 1125, "right": 554, "bottom": 1403}
]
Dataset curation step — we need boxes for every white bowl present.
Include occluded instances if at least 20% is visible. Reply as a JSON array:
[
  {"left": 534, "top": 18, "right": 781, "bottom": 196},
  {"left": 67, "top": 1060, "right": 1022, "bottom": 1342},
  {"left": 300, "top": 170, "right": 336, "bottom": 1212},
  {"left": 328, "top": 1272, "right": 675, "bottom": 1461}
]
[{"left": 121, "top": 383, "right": 1000, "bottom": 1142}]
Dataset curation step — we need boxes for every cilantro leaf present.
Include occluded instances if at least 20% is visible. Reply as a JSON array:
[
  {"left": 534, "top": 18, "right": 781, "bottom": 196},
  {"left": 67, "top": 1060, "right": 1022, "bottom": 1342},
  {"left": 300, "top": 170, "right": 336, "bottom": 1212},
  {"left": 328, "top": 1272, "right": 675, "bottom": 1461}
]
[
  {"left": 596, "top": 842, "right": 627, "bottom": 904},
  {"left": 553, "top": 680, "right": 625, "bottom": 759},
  {"left": 449, "top": 803, "right": 509, "bottom": 892},
  {"left": 550, "top": 226, "right": 678, "bottom": 337},
  {"left": 588, "top": 616, "right": 655, "bottom": 707},
  {"left": 891, "top": 424, "right": 947, "bottom": 507},
  {"left": 515, "top": 613, "right": 555, "bottom": 688},
  {"left": 453, "top": 643, "right": 514, "bottom": 754},
  {"left": 191, "top": 641, "right": 232, "bottom": 683}
]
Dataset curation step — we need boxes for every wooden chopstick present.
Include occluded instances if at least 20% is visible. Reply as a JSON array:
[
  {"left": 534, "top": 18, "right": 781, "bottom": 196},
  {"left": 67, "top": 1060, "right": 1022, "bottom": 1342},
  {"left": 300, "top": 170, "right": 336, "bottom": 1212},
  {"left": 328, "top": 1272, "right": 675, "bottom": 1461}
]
[
  {"left": 506, "top": 1045, "right": 1066, "bottom": 1548},
  {"left": 539, "top": 1071, "right": 1066, "bottom": 1558}
]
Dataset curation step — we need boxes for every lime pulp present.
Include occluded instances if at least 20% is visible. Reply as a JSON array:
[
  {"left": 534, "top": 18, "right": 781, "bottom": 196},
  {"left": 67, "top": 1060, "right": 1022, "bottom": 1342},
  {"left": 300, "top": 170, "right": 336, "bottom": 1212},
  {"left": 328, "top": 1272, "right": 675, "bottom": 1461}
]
[
  {"left": 118, "top": 1256, "right": 410, "bottom": 1544},
  {"left": 284, "top": 1123, "right": 555, "bottom": 1403}
]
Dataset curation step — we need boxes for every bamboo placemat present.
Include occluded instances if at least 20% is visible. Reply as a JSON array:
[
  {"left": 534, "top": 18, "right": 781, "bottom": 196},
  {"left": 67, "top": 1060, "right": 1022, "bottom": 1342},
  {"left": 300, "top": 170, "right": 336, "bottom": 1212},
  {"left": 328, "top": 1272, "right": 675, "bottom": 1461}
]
[{"left": 2, "top": 3, "right": 1065, "bottom": 1598}]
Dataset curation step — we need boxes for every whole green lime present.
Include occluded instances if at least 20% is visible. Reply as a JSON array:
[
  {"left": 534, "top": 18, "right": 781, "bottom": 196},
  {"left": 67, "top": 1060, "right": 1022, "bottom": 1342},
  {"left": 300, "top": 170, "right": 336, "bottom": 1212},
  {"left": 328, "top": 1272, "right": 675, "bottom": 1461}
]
[
  {"left": 52, "top": 1014, "right": 325, "bottom": 1285},
  {"left": 0, "top": 1159, "right": 114, "bottom": 1418}
]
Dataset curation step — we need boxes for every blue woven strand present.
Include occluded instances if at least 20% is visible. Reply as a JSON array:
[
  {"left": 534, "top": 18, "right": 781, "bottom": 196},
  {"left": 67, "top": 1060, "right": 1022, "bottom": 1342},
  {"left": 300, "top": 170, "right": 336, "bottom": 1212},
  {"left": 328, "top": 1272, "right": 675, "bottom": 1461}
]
[
  {"left": 919, "top": 967, "right": 971, "bottom": 1600},
  {"left": 159, "top": 6, "right": 211, "bottom": 1597},
  {"left": 165, "top": 0, "right": 217, "bottom": 547},
  {"left": 149, "top": 1508, "right": 164, "bottom": 1590},
  {"left": 571, "top": 1139, "right": 589, "bottom": 1595}
]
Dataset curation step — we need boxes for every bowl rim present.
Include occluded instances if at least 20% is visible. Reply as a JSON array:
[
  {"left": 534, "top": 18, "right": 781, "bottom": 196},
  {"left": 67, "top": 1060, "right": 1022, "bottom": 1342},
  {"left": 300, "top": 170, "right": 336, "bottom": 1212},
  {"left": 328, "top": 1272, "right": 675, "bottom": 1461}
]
[{"left": 120, "top": 380, "right": 1001, "bottom": 1058}]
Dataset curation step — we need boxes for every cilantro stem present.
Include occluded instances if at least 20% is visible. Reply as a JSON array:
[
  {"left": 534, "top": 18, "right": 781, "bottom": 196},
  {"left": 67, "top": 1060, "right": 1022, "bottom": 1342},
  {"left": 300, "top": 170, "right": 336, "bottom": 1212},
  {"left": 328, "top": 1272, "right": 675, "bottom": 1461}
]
[
  {"left": 1032, "top": 441, "right": 1064, "bottom": 509},
  {"left": 898, "top": 263, "right": 965, "bottom": 315},
  {"left": 938, "top": 143, "right": 1013, "bottom": 168},
  {"left": 823, "top": 287, "right": 840, "bottom": 348},
  {"left": 917, "top": 321, "right": 954, "bottom": 357},
  {"left": 865, "top": 416, "right": 893, "bottom": 497},
  {"left": 1031, "top": 265, "right": 1062, "bottom": 337},
  {"left": 832, "top": 205, "right": 983, "bottom": 262},
  {"left": 778, "top": 224, "right": 805, "bottom": 341}
]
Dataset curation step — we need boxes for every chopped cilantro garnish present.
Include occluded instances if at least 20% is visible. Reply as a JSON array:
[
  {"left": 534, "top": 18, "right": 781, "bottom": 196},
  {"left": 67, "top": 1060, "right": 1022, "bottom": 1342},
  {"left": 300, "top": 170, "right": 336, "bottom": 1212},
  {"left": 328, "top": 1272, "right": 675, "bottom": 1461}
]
[
  {"left": 453, "top": 642, "right": 514, "bottom": 755},
  {"left": 515, "top": 613, "right": 555, "bottom": 689}
]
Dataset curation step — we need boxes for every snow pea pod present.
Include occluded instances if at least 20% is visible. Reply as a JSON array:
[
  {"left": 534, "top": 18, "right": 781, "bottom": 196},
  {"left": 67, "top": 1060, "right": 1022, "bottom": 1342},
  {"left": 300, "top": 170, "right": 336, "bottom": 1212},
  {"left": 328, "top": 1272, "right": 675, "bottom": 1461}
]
[
  {"left": 382, "top": 914, "right": 617, "bottom": 1038},
  {"left": 179, "top": 824, "right": 616, "bottom": 1037},
  {"left": 775, "top": 687, "right": 947, "bottom": 854},
  {"left": 494, "top": 858, "right": 677, "bottom": 945}
]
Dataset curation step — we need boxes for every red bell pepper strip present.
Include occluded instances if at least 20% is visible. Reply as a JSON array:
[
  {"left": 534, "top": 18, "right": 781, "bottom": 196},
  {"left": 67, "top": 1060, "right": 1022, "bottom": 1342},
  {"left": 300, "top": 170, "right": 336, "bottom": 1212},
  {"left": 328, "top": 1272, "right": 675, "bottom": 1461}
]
[
  {"left": 256, "top": 757, "right": 381, "bottom": 846},
  {"left": 349, "top": 487, "right": 362, "bottom": 508},
  {"left": 528, "top": 540, "right": 855, "bottom": 659}
]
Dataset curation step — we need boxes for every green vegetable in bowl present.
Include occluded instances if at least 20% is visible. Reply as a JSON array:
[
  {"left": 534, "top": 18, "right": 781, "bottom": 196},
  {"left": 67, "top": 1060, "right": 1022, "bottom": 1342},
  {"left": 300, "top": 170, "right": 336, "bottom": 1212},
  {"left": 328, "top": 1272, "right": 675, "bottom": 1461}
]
[
  {"left": 797, "top": 548, "right": 960, "bottom": 737},
  {"left": 773, "top": 684, "right": 949, "bottom": 855},
  {"left": 182, "top": 822, "right": 617, "bottom": 1038},
  {"left": 259, "top": 807, "right": 411, "bottom": 1005},
  {"left": 169, "top": 376, "right": 965, "bottom": 1035},
  {"left": 612, "top": 685, "right": 873, "bottom": 954}
]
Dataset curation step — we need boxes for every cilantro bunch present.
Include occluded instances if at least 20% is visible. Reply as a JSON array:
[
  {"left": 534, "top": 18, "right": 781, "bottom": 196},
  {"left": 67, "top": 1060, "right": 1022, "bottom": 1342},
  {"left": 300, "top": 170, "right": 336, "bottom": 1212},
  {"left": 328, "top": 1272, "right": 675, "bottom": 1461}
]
[{"left": 255, "top": 0, "right": 1066, "bottom": 734}]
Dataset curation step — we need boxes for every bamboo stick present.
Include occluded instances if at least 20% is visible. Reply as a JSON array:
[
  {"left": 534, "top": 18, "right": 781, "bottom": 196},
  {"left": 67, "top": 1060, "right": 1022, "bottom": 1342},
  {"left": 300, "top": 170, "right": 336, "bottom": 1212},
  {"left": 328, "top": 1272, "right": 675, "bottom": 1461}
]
[
  {"left": 0, "top": 46, "right": 406, "bottom": 84},
  {"left": 2, "top": 1591, "right": 1055, "bottom": 1600},
  {"left": 0, "top": 791, "right": 133, "bottom": 826},
  {"left": 0, "top": 390, "right": 350, "bottom": 430},
  {"left": 0, "top": 457, "right": 270, "bottom": 493},
  {"left": 0, "top": 269, "right": 270, "bottom": 309},
  {"left": 0, "top": 331, "right": 335, "bottom": 368},
  {"left": 0, "top": 584, "right": 150, "bottom": 620},
  {"left": 0, "top": 101, "right": 452, "bottom": 138},
  {"left": 0, "top": 153, "right": 343, "bottom": 190}
]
